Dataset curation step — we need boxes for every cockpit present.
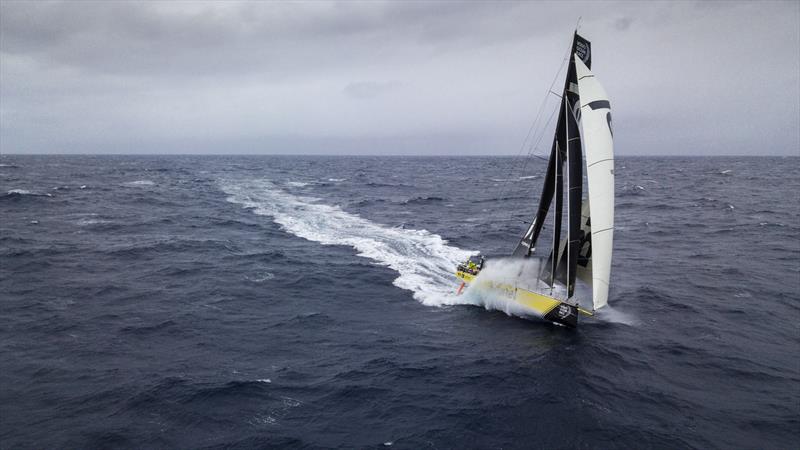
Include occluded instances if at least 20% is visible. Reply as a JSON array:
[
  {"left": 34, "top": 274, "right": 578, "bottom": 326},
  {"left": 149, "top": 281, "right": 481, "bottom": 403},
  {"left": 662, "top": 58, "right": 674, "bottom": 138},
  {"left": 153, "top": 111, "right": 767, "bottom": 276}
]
[{"left": 457, "top": 254, "right": 485, "bottom": 275}]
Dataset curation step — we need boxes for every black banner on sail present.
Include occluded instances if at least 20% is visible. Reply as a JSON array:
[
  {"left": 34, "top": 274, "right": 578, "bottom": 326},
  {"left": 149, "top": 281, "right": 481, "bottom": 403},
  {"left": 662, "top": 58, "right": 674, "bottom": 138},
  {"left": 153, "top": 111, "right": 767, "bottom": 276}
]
[{"left": 574, "top": 33, "right": 591, "bottom": 69}]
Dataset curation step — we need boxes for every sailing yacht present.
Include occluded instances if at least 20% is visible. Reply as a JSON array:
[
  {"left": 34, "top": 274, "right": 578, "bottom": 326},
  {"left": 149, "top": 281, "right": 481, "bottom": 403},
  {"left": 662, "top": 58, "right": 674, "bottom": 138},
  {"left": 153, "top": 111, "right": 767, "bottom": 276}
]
[{"left": 455, "top": 31, "right": 615, "bottom": 328}]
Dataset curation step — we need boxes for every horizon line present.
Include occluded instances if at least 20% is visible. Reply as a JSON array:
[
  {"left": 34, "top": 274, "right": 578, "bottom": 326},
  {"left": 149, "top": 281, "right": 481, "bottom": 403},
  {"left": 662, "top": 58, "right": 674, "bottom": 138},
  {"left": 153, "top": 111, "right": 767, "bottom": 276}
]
[{"left": 1, "top": 153, "right": 796, "bottom": 158}]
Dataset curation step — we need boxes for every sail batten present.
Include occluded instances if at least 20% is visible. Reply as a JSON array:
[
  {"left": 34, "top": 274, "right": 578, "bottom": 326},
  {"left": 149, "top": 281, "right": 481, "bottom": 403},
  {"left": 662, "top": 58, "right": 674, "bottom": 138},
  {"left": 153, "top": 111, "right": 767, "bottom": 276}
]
[{"left": 575, "top": 55, "right": 614, "bottom": 310}]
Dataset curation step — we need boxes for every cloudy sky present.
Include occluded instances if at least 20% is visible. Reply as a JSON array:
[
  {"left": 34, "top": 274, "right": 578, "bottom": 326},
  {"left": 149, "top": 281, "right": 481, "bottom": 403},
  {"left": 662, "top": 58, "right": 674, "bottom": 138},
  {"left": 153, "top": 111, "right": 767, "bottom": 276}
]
[{"left": 1, "top": 0, "right": 798, "bottom": 155}]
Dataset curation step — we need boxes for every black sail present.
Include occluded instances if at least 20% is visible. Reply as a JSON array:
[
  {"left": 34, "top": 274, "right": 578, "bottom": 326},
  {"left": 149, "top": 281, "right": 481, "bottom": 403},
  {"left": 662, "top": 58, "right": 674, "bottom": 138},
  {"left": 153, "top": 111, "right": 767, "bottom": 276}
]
[
  {"left": 512, "top": 139, "right": 558, "bottom": 257},
  {"left": 513, "top": 32, "right": 591, "bottom": 299},
  {"left": 552, "top": 90, "right": 584, "bottom": 296}
]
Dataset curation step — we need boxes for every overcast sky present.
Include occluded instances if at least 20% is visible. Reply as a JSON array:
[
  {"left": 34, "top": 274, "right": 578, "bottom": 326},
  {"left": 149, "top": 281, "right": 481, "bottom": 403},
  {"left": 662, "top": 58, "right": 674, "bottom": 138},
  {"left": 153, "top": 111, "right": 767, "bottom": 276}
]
[{"left": 1, "top": 0, "right": 798, "bottom": 155}]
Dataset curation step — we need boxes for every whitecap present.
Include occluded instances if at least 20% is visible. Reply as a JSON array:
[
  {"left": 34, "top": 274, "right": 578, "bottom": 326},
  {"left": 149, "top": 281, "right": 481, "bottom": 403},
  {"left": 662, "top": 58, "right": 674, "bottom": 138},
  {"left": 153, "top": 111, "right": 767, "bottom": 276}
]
[
  {"left": 328, "top": 178, "right": 347, "bottom": 182},
  {"left": 286, "top": 181, "right": 310, "bottom": 187},
  {"left": 77, "top": 218, "right": 112, "bottom": 226},
  {"left": 123, "top": 180, "right": 155, "bottom": 187},
  {"left": 245, "top": 272, "right": 275, "bottom": 283},
  {"left": 6, "top": 189, "right": 52, "bottom": 197},
  {"left": 249, "top": 414, "right": 277, "bottom": 426}
]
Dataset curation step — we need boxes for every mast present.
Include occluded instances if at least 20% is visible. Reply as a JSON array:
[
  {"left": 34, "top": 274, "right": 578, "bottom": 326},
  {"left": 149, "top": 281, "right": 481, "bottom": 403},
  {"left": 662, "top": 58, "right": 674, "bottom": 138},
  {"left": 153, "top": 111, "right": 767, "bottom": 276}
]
[
  {"left": 565, "top": 61, "right": 584, "bottom": 300},
  {"left": 514, "top": 31, "right": 591, "bottom": 301},
  {"left": 514, "top": 36, "right": 572, "bottom": 258}
]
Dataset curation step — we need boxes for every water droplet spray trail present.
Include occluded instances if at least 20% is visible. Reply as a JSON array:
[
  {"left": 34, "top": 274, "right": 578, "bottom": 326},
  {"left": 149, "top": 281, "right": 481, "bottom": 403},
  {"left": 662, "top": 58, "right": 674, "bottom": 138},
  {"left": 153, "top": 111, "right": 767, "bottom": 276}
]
[
  {"left": 221, "top": 178, "right": 475, "bottom": 306},
  {"left": 220, "top": 179, "right": 636, "bottom": 323}
]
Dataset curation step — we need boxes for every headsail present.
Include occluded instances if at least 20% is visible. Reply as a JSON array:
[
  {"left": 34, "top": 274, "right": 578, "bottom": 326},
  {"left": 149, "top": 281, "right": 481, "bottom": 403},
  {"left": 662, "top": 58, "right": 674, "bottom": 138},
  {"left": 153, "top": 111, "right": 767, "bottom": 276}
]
[
  {"left": 575, "top": 56, "right": 614, "bottom": 310},
  {"left": 512, "top": 32, "right": 613, "bottom": 310}
]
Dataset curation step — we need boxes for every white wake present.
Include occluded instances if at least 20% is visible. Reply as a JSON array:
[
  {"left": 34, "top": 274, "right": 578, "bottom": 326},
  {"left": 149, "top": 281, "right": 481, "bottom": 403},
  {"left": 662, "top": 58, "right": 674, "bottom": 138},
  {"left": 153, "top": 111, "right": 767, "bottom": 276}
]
[{"left": 220, "top": 179, "right": 475, "bottom": 306}]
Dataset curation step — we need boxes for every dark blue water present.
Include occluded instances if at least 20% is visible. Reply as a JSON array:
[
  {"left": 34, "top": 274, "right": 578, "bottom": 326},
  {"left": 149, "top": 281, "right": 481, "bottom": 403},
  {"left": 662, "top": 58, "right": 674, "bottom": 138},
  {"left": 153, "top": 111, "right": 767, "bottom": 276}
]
[{"left": 1, "top": 155, "right": 798, "bottom": 449}]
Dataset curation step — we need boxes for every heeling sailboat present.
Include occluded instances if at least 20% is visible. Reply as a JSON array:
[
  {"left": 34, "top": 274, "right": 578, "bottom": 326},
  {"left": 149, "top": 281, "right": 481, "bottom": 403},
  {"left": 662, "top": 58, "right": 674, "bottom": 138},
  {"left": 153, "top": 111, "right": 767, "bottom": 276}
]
[{"left": 455, "top": 31, "right": 615, "bottom": 328}]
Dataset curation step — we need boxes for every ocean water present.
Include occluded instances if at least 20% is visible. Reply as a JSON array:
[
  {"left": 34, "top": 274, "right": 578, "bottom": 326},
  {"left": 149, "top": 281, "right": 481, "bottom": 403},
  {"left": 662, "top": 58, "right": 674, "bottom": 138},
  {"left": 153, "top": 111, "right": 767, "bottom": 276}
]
[{"left": 1, "top": 155, "right": 798, "bottom": 449}]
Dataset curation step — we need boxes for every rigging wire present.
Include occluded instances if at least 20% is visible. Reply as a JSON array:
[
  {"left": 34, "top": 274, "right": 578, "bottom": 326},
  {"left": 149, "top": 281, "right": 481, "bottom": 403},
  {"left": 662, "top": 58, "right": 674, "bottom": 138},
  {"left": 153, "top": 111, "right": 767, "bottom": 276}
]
[{"left": 493, "top": 40, "right": 573, "bottom": 230}]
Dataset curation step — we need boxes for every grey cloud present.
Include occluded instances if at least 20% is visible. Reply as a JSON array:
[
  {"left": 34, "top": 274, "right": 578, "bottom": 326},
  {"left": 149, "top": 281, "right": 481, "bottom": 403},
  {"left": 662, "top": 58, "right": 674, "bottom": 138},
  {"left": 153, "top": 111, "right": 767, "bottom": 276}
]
[
  {"left": 0, "top": 0, "right": 798, "bottom": 155},
  {"left": 0, "top": 1, "right": 541, "bottom": 77},
  {"left": 344, "top": 81, "right": 402, "bottom": 99},
  {"left": 614, "top": 17, "right": 633, "bottom": 31}
]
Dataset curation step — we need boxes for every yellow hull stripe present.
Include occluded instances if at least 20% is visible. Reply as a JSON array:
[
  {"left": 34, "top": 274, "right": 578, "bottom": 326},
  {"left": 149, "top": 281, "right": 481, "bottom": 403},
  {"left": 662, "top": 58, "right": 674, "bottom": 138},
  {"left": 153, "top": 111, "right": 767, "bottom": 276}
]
[{"left": 456, "top": 271, "right": 594, "bottom": 317}]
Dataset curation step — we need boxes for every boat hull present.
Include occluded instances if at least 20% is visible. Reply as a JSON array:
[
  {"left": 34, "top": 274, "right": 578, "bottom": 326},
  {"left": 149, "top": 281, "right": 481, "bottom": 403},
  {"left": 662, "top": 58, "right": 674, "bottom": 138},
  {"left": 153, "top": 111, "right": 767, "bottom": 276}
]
[{"left": 456, "top": 270, "right": 581, "bottom": 328}]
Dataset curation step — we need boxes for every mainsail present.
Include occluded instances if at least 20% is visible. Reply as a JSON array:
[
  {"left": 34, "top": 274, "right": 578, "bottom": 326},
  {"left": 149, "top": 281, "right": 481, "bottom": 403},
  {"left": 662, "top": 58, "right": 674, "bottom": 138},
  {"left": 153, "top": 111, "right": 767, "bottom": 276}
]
[{"left": 512, "top": 32, "right": 614, "bottom": 311}]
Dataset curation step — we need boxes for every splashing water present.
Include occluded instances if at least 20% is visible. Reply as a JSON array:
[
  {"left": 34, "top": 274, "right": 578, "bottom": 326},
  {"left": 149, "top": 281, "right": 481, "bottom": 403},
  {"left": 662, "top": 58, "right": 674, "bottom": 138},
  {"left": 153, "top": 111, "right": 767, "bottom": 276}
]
[
  {"left": 220, "top": 178, "right": 474, "bottom": 306},
  {"left": 461, "top": 257, "right": 560, "bottom": 319},
  {"left": 220, "top": 179, "right": 635, "bottom": 324}
]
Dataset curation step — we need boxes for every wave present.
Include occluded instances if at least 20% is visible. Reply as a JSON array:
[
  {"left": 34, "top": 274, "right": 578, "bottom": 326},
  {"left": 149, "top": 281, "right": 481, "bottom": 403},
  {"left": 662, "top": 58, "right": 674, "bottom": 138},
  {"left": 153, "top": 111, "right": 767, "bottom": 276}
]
[
  {"left": 473, "top": 195, "right": 529, "bottom": 203},
  {"left": 365, "top": 182, "right": 413, "bottom": 188},
  {"left": 2, "top": 189, "right": 53, "bottom": 199},
  {"left": 403, "top": 196, "right": 445, "bottom": 205},
  {"left": 286, "top": 181, "right": 310, "bottom": 187},
  {"left": 490, "top": 176, "right": 537, "bottom": 182},
  {"left": 244, "top": 272, "right": 275, "bottom": 283},
  {"left": 220, "top": 178, "right": 473, "bottom": 306},
  {"left": 76, "top": 218, "right": 114, "bottom": 226},
  {"left": 123, "top": 180, "right": 155, "bottom": 187}
]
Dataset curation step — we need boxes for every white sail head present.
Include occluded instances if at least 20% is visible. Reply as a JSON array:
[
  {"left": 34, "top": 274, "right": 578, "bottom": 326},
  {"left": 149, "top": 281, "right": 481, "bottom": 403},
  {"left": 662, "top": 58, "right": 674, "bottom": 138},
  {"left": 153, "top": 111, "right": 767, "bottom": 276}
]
[{"left": 574, "top": 55, "right": 615, "bottom": 310}]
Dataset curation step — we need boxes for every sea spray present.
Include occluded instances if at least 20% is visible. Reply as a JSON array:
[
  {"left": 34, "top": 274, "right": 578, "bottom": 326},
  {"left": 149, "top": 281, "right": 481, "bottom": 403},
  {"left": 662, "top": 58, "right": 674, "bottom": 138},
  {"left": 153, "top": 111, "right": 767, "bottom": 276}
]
[
  {"left": 592, "top": 306, "right": 638, "bottom": 326},
  {"left": 461, "top": 257, "right": 558, "bottom": 319},
  {"left": 220, "top": 178, "right": 606, "bottom": 322}
]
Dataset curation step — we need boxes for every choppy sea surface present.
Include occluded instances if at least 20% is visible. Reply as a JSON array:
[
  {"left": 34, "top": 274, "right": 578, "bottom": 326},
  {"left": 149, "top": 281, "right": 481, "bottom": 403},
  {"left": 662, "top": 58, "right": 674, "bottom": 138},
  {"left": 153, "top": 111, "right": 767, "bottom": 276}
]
[{"left": 1, "top": 155, "right": 798, "bottom": 449}]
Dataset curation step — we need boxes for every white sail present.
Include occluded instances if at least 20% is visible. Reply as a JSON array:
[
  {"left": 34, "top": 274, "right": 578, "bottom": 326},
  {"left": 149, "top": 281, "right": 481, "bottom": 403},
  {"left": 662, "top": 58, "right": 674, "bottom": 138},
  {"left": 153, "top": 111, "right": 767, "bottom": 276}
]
[{"left": 575, "top": 56, "right": 614, "bottom": 310}]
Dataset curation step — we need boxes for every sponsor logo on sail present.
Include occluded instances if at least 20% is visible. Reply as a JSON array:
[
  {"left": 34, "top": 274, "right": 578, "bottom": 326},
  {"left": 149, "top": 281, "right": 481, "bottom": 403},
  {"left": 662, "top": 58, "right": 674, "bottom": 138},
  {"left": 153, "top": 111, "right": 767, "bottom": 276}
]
[{"left": 575, "top": 40, "right": 590, "bottom": 65}]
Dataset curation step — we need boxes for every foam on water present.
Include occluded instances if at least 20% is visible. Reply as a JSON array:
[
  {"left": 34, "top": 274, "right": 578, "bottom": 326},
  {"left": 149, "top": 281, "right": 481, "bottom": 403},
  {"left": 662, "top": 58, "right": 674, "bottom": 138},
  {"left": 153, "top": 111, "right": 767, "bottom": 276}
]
[
  {"left": 286, "top": 181, "right": 310, "bottom": 187},
  {"left": 5, "top": 189, "right": 52, "bottom": 197},
  {"left": 123, "top": 180, "right": 155, "bottom": 186},
  {"left": 221, "top": 178, "right": 474, "bottom": 306}
]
